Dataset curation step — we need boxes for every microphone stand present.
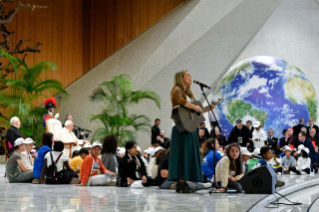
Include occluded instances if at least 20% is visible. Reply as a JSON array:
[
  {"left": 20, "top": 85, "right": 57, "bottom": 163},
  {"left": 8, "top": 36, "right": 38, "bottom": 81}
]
[{"left": 198, "top": 85, "right": 222, "bottom": 194}]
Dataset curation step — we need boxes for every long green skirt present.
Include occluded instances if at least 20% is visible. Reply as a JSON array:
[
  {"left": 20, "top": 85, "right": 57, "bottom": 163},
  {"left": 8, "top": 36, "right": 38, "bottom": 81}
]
[{"left": 168, "top": 126, "right": 203, "bottom": 182}]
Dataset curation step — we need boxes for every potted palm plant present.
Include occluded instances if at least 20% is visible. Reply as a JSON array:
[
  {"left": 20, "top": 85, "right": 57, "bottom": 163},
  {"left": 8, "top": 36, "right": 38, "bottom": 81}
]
[
  {"left": 90, "top": 74, "right": 161, "bottom": 146},
  {"left": 0, "top": 49, "right": 67, "bottom": 146}
]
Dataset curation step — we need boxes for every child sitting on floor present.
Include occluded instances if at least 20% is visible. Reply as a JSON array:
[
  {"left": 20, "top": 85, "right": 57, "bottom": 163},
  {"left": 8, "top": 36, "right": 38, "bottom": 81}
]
[
  {"left": 278, "top": 146, "right": 295, "bottom": 174},
  {"left": 269, "top": 149, "right": 282, "bottom": 170},
  {"left": 290, "top": 146, "right": 311, "bottom": 175},
  {"left": 40, "top": 141, "right": 80, "bottom": 184},
  {"left": 215, "top": 143, "right": 243, "bottom": 192},
  {"left": 118, "top": 141, "right": 153, "bottom": 187},
  {"left": 77, "top": 142, "right": 116, "bottom": 186},
  {"left": 32, "top": 132, "right": 53, "bottom": 184},
  {"left": 69, "top": 148, "right": 89, "bottom": 173}
]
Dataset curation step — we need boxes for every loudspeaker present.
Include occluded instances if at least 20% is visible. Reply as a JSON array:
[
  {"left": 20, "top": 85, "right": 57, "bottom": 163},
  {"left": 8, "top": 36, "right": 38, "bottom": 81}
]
[{"left": 239, "top": 165, "right": 277, "bottom": 194}]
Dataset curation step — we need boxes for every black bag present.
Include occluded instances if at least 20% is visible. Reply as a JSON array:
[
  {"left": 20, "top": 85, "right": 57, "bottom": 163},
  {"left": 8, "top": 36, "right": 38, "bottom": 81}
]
[{"left": 46, "top": 152, "right": 63, "bottom": 184}]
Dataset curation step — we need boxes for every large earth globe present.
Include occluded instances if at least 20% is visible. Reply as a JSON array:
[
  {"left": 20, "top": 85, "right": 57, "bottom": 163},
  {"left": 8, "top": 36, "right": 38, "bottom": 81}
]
[{"left": 212, "top": 56, "right": 318, "bottom": 139}]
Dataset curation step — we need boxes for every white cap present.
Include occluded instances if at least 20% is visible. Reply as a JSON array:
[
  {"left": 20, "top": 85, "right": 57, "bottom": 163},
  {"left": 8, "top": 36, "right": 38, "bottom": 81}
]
[
  {"left": 253, "top": 148, "right": 261, "bottom": 157},
  {"left": 83, "top": 143, "right": 92, "bottom": 148},
  {"left": 117, "top": 147, "right": 125, "bottom": 155},
  {"left": 137, "top": 145, "right": 141, "bottom": 153},
  {"left": 253, "top": 121, "right": 261, "bottom": 128},
  {"left": 91, "top": 141, "right": 102, "bottom": 149},
  {"left": 284, "top": 145, "right": 292, "bottom": 152},
  {"left": 299, "top": 146, "right": 309, "bottom": 154},
  {"left": 145, "top": 147, "right": 156, "bottom": 157},
  {"left": 297, "top": 144, "right": 304, "bottom": 152},
  {"left": 24, "top": 138, "right": 34, "bottom": 144},
  {"left": 241, "top": 147, "right": 252, "bottom": 156},
  {"left": 14, "top": 138, "right": 25, "bottom": 146},
  {"left": 154, "top": 146, "right": 164, "bottom": 154}
]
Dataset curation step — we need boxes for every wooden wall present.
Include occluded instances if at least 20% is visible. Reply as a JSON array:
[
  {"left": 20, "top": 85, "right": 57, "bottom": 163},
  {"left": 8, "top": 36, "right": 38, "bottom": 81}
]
[
  {"left": 1, "top": 0, "right": 186, "bottom": 89},
  {"left": 82, "top": 0, "right": 187, "bottom": 72}
]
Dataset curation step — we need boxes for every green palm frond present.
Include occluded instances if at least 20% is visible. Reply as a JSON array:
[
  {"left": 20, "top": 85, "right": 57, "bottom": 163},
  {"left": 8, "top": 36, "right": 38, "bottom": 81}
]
[
  {"left": 89, "top": 74, "right": 161, "bottom": 146},
  {"left": 0, "top": 51, "right": 68, "bottom": 146}
]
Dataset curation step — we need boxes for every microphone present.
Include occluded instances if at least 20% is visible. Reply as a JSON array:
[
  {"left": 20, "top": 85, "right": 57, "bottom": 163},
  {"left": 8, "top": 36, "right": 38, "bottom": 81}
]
[{"left": 193, "top": 80, "right": 211, "bottom": 89}]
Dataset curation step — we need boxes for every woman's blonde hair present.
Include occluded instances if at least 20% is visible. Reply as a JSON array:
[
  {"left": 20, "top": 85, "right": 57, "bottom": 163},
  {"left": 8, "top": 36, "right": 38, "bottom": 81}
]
[{"left": 173, "top": 70, "right": 194, "bottom": 100}]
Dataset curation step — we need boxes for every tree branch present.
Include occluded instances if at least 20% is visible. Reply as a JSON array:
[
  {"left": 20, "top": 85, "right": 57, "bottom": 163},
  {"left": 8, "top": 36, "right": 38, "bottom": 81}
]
[{"left": 7, "top": 40, "right": 42, "bottom": 55}]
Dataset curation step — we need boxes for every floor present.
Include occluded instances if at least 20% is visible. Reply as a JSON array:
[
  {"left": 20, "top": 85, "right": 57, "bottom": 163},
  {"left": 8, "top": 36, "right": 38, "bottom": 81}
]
[{"left": 1, "top": 164, "right": 319, "bottom": 212}]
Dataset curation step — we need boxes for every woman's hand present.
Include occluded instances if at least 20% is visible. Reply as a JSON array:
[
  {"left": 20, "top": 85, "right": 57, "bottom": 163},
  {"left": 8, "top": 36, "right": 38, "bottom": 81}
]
[
  {"left": 210, "top": 103, "right": 216, "bottom": 109},
  {"left": 215, "top": 188, "right": 225, "bottom": 192},
  {"left": 142, "top": 176, "right": 147, "bottom": 184},
  {"left": 194, "top": 105, "right": 202, "bottom": 113},
  {"left": 75, "top": 183, "right": 85, "bottom": 186},
  {"left": 110, "top": 172, "right": 116, "bottom": 177}
]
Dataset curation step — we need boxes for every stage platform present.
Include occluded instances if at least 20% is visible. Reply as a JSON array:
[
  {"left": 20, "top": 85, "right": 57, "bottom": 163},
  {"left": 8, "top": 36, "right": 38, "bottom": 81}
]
[{"left": 1, "top": 164, "right": 319, "bottom": 212}]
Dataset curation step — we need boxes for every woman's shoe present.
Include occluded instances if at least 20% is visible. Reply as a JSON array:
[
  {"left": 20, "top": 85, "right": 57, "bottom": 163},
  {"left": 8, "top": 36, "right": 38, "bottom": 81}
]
[{"left": 175, "top": 181, "right": 193, "bottom": 193}]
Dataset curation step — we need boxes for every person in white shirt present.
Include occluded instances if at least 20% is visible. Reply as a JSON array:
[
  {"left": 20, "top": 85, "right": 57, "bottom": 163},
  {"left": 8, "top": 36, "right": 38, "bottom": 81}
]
[
  {"left": 290, "top": 146, "right": 311, "bottom": 175},
  {"left": 58, "top": 120, "right": 87, "bottom": 157},
  {"left": 40, "top": 141, "right": 80, "bottom": 184},
  {"left": 252, "top": 121, "right": 267, "bottom": 149},
  {"left": 20, "top": 138, "right": 34, "bottom": 171}
]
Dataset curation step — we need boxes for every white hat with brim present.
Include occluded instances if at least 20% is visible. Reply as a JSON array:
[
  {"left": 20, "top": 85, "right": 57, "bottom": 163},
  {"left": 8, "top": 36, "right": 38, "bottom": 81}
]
[
  {"left": 137, "top": 145, "right": 141, "bottom": 153},
  {"left": 91, "top": 141, "right": 102, "bottom": 149},
  {"left": 241, "top": 147, "right": 252, "bottom": 156},
  {"left": 117, "top": 147, "right": 126, "bottom": 155},
  {"left": 253, "top": 148, "right": 261, "bottom": 157},
  {"left": 14, "top": 138, "right": 25, "bottom": 147},
  {"left": 284, "top": 146, "right": 292, "bottom": 152},
  {"left": 145, "top": 147, "right": 156, "bottom": 157},
  {"left": 299, "top": 146, "right": 309, "bottom": 154},
  {"left": 297, "top": 144, "right": 305, "bottom": 153},
  {"left": 253, "top": 121, "right": 261, "bottom": 128},
  {"left": 24, "top": 138, "right": 34, "bottom": 144}
]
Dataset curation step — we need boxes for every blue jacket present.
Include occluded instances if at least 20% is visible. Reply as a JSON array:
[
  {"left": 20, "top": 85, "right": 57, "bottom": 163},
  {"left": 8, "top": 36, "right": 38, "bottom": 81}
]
[
  {"left": 300, "top": 138, "right": 318, "bottom": 164},
  {"left": 256, "top": 158, "right": 268, "bottom": 166},
  {"left": 201, "top": 150, "right": 222, "bottom": 180},
  {"left": 33, "top": 145, "right": 51, "bottom": 178}
]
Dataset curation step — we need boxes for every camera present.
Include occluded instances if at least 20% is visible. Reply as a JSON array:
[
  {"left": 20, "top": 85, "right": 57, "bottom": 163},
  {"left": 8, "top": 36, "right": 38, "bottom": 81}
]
[{"left": 74, "top": 125, "right": 91, "bottom": 139}]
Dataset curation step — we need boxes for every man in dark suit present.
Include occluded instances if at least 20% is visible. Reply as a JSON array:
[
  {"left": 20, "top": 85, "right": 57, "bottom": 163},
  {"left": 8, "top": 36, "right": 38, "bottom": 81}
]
[
  {"left": 294, "top": 132, "right": 318, "bottom": 165},
  {"left": 265, "top": 128, "right": 278, "bottom": 151},
  {"left": 307, "top": 118, "right": 319, "bottom": 136},
  {"left": 293, "top": 118, "right": 306, "bottom": 136},
  {"left": 279, "top": 127, "right": 299, "bottom": 151},
  {"left": 308, "top": 128, "right": 319, "bottom": 153},
  {"left": 227, "top": 119, "right": 254, "bottom": 151},
  {"left": 6, "top": 116, "right": 23, "bottom": 154},
  {"left": 246, "top": 120, "right": 254, "bottom": 139},
  {"left": 151, "top": 118, "right": 161, "bottom": 146},
  {"left": 278, "top": 129, "right": 287, "bottom": 148}
]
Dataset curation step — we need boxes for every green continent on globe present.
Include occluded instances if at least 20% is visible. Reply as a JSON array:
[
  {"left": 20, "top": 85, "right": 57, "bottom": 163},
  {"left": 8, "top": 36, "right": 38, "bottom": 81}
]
[
  {"left": 226, "top": 99, "right": 268, "bottom": 126},
  {"left": 284, "top": 76, "right": 318, "bottom": 122},
  {"left": 214, "top": 62, "right": 253, "bottom": 94}
]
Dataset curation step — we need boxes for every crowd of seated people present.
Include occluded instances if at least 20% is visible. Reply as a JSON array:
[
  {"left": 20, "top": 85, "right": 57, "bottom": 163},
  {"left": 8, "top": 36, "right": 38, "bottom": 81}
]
[{"left": 4, "top": 116, "right": 319, "bottom": 194}]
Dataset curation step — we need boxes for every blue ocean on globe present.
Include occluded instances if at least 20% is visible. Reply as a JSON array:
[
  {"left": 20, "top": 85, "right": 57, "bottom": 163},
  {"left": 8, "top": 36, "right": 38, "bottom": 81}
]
[{"left": 211, "top": 56, "right": 318, "bottom": 139}]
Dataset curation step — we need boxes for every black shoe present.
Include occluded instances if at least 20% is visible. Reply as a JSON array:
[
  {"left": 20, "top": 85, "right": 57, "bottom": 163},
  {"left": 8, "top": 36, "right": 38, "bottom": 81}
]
[{"left": 176, "top": 181, "right": 193, "bottom": 193}]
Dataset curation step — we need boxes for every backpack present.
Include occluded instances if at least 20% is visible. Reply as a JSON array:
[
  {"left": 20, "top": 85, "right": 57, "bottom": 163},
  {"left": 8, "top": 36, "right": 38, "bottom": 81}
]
[{"left": 46, "top": 152, "right": 63, "bottom": 184}]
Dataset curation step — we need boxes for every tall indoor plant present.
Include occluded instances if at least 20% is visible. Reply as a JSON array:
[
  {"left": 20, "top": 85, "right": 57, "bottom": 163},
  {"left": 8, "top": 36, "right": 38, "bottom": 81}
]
[
  {"left": 90, "top": 74, "right": 161, "bottom": 146},
  {"left": 0, "top": 49, "right": 67, "bottom": 146}
]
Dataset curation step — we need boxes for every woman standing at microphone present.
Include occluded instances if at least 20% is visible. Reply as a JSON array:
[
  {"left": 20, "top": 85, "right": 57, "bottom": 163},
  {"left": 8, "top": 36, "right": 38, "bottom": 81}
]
[{"left": 169, "top": 70, "right": 215, "bottom": 193}]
